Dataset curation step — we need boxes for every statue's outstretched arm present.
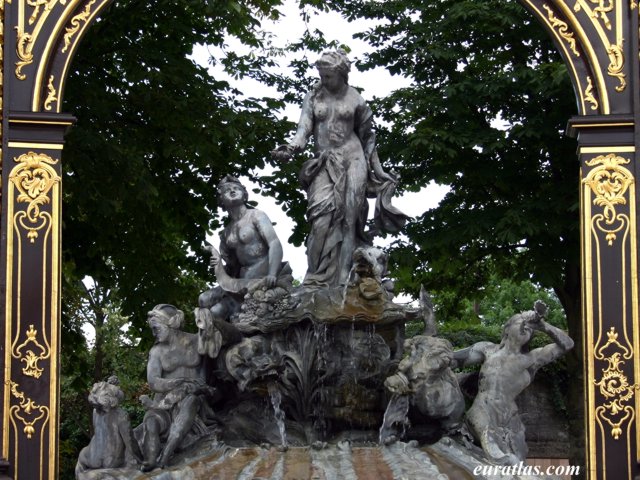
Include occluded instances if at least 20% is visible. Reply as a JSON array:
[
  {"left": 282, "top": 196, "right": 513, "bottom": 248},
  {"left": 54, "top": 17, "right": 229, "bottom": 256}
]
[
  {"left": 272, "top": 90, "right": 315, "bottom": 161},
  {"left": 452, "top": 341, "right": 493, "bottom": 369}
]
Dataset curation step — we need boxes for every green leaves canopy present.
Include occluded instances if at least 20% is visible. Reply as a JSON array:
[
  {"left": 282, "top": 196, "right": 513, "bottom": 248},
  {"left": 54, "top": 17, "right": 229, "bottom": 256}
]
[
  {"left": 320, "top": 0, "right": 580, "bottom": 324},
  {"left": 62, "top": 0, "right": 290, "bottom": 331}
]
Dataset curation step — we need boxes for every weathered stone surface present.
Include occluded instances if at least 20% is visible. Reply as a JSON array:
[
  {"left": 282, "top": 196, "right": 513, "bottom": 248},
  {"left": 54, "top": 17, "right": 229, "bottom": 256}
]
[{"left": 517, "top": 381, "right": 570, "bottom": 458}]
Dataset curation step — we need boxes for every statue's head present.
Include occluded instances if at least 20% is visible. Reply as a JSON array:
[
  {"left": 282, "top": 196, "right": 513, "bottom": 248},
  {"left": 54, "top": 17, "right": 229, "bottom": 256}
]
[
  {"left": 217, "top": 175, "right": 249, "bottom": 207},
  {"left": 88, "top": 376, "right": 124, "bottom": 412},
  {"left": 501, "top": 313, "right": 534, "bottom": 347},
  {"left": 315, "top": 49, "right": 351, "bottom": 85},
  {"left": 147, "top": 304, "right": 184, "bottom": 331},
  {"left": 400, "top": 335, "right": 454, "bottom": 375}
]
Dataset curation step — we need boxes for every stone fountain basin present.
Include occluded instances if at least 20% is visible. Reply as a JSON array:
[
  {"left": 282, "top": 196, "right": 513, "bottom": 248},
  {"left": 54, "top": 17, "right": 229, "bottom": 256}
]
[{"left": 77, "top": 438, "right": 559, "bottom": 480}]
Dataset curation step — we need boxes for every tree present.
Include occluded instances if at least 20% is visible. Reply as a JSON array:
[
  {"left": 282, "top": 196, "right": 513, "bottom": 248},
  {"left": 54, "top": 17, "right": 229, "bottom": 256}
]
[{"left": 62, "top": 0, "right": 292, "bottom": 335}]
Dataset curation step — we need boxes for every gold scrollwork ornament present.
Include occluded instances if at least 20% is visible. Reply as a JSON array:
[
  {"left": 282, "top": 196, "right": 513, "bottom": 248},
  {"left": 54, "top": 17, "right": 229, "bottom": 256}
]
[
  {"left": 584, "top": 76, "right": 599, "bottom": 111},
  {"left": 594, "top": 328, "right": 636, "bottom": 440},
  {"left": 574, "top": 0, "right": 614, "bottom": 30},
  {"left": 62, "top": 0, "right": 96, "bottom": 53},
  {"left": 15, "top": 30, "right": 34, "bottom": 80},
  {"left": 583, "top": 154, "right": 634, "bottom": 245},
  {"left": 44, "top": 75, "right": 58, "bottom": 111},
  {"left": 9, "top": 152, "right": 60, "bottom": 243},
  {"left": 15, "top": 325, "right": 48, "bottom": 378},
  {"left": 543, "top": 4, "right": 580, "bottom": 57},
  {"left": 9, "top": 381, "right": 49, "bottom": 439},
  {"left": 607, "top": 42, "right": 626, "bottom": 92}
]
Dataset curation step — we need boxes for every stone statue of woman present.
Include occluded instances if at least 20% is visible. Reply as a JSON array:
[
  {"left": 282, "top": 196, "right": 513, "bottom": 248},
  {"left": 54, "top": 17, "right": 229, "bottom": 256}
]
[{"left": 273, "top": 49, "right": 408, "bottom": 287}]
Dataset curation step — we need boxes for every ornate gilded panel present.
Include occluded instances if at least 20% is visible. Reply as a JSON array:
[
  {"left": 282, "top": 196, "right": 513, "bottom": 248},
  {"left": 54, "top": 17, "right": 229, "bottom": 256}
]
[
  {"left": 5, "top": 0, "right": 112, "bottom": 113},
  {"left": 581, "top": 147, "right": 640, "bottom": 480},
  {"left": 2, "top": 146, "right": 61, "bottom": 479}
]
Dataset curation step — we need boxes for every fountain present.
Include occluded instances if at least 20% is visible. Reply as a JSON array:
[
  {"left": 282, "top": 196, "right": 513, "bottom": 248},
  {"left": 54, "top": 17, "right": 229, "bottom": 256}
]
[{"left": 75, "top": 50, "right": 573, "bottom": 480}]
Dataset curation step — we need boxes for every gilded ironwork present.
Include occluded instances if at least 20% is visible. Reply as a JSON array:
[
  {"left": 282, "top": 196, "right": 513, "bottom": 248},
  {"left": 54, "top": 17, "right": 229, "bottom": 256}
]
[
  {"left": 583, "top": 154, "right": 634, "bottom": 245},
  {"left": 574, "top": 0, "right": 614, "bottom": 30},
  {"left": 15, "top": 325, "right": 47, "bottom": 379},
  {"left": 0, "top": 0, "right": 4, "bottom": 213},
  {"left": 607, "top": 42, "right": 626, "bottom": 92},
  {"left": 594, "top": 328, "right": 636, "bottom": 440},
  {"left": 15, "top": 0, "right": 71, "bottom": 80},
  {"left": 43, "top": 75, "right": 57, "bottom": 111},
  {"left": 8, "top": 382, "right": 49, "bottom": 440},
  {"left": 585, "top": 76, "right": 599, "bottom": 110},
  {"left": 15, "top": 31, "right": 34, "bottom": 81},
  {"left": 8, "top": 152, "right": 60, "bottom": 243},
  {"left": 543, "top": 4, "right": 580, "bottom": 56},
  {"left": 62, "top": 0, "right": 96, "bottom": 53}
]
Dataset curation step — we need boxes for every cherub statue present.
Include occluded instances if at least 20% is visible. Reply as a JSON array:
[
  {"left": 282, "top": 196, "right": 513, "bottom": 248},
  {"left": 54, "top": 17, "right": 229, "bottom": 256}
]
[{"left": 75, "top": 376, "right": 140, "bottom": 478}]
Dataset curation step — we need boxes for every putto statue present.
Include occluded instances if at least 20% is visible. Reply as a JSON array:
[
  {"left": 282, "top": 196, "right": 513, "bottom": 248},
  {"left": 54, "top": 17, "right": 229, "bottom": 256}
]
[
  {"left": 453, "top": 301, "right": 574, "bottom": 465},
  {"left": 272, "top": 49, "right": 408, "bottom": 287},
  {"left": 75, "top": 376, "right": 140, "bottom": 478}
]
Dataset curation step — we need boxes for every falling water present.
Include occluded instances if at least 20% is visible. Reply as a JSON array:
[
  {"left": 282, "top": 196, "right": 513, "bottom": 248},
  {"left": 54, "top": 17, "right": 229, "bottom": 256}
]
[
  {"left": 314, "top": 323, "right": 329, "bottom": 440},
  {"left": 379, "top": 394, "right": 410, "bottom": 445},
  {"left": 268, "top": 382, "right": 288, "bottom": 449}
]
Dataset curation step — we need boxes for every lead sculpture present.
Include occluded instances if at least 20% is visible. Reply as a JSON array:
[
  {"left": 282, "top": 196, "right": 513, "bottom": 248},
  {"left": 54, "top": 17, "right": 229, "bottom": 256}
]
[{"left": 76, "top": 50, "right": 573, "bottom": 478}]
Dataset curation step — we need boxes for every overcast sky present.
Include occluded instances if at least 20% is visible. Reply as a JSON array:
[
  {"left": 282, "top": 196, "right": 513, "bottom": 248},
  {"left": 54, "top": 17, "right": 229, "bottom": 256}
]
[{"left": 193, "top": 1, "right": 448, "bottom": 282}]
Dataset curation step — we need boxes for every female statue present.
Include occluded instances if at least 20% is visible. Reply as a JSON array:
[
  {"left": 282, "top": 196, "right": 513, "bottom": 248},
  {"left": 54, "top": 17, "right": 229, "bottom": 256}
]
[{"left": 273, "top": 50, "right": 407, "bottom": 287}]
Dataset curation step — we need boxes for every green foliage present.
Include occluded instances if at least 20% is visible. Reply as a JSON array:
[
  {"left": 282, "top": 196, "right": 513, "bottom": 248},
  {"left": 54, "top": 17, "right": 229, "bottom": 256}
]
[
  {"left": 405, "top": 275, "right": 566, "bottom": 345},
  {"left": 60, "top": 280, "right": 147, "bottom": 478},
  {"left": 315, "top": 0, "right": 580, "bottom": 333},
  {"left": 62, "top": 0, "right": 290, "bottom": 331}
]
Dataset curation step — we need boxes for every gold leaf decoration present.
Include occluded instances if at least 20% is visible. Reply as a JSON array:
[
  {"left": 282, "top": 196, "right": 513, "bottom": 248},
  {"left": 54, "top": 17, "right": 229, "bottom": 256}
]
[
  {"left": 9, "top": 152, "right": 60, "bottom": 243},
  {"left": 594, "top": 328, "right": 636, "bottom": 440},
  {"left": 9, "top": 381, "right": 49, "bottom": 440},
  {"left": 583, "top": 154, "right": 634, "bottom": 245},
  {"left": 62, "top": 0, "right": 96, "bottom": 54},
  {"left": 44, "top": 75, "right": 58, "bottom": 111},
  {"left": 15, "top": 325, "right": 48, "bottom": 379},
  {"left": 585, "top": 76, "right": 599, "bottom": 111},
  {"left": 15, "top": 30, "right": 34, "bottom": 80},
  {"left": 543, "top": 4, "right": 580, "bottom": 57},
  {"left": 573, "top": 0, "right": 612, "bottom": 30},
  {"left": 607, "top": 42, "right": 626, "bottom": 92}
]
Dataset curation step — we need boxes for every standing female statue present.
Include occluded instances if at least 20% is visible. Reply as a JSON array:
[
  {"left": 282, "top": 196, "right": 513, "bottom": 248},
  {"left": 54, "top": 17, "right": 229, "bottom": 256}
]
[{"left": 273, "top": 50, "right": 408, "bottom": 287}]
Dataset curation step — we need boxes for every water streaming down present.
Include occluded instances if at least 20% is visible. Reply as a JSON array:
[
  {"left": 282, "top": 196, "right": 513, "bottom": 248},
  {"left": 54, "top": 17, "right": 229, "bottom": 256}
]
[
  {"left": 379, "top": 394, "right": 410, "bottom": 444},
  {"left": 314, "top": 323, "right": 329, "bottom": 441},
  {"left": 268, "top": 382, "right": 288, "bottom": 449}
]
